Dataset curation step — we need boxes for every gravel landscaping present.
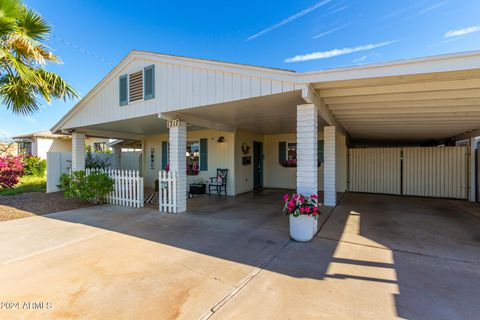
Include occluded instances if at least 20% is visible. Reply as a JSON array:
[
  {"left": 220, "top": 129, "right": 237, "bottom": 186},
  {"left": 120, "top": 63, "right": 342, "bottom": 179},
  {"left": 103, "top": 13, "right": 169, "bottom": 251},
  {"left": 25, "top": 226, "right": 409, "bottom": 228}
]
[{"left": 0, "top": 192, "right": 92, "bottom": 222}]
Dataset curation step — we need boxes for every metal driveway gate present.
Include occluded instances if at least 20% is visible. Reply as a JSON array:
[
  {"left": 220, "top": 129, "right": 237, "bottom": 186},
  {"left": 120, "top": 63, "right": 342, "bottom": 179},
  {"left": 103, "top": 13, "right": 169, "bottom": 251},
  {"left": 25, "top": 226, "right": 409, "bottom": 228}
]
[
  {"left": 348, "top": 146, "right": 468, "bottom": 199},
  {"left": 348, "top": 148, "right": 401, "bottom": 195}
]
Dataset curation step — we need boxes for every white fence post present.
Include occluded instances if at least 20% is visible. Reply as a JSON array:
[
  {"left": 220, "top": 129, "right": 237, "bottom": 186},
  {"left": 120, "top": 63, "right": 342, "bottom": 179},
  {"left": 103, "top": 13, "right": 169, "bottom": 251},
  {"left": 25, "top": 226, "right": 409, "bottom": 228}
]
[{"left": 159, "top": 170, "right": 179, "bottom": 213}]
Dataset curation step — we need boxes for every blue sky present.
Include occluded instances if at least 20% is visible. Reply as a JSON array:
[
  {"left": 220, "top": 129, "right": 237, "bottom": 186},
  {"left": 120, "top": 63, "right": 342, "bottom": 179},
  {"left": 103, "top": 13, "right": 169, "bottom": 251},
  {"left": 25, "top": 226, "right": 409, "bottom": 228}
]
[{"left": 1, "top": 0, "right": 479, "bottom": 139}]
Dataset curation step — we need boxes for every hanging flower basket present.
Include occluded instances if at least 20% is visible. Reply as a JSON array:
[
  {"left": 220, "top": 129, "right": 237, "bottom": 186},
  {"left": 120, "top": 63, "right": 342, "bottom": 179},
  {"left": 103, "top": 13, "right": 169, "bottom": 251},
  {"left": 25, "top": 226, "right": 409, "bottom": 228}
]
[{"left": 283, "top": 193, "right": 321, "bottom": 242}]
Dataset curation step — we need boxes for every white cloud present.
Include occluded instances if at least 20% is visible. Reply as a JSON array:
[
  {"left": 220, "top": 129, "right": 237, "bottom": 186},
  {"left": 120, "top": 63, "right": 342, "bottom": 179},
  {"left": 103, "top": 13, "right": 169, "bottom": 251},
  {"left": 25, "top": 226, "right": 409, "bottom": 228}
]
[
  {"left": 25, "top": 116, "right": 37, "bottom": 123},
  {"left": 312, "top": 24, "right": 350, "bottom": 39},
  {"left": 445, "top": 25, "right": 480, "bottom": 38},
  {"left": 246, "top": 0, "right": 331, "bottom": 41},
  {"left": 324, "top": 5, "right": 347, "bottom": 16},
  {"left": 0, "top": 130, "right": 11, "bottom": 141},
  {"left": 353, "top": 55, "right": 368, "bottom": 63},
  {"left": 416, "top": 0, "right": 448, "bottom": 15},
  {"left": 285, "top": 40, "right": 398, "bottom": 63}
]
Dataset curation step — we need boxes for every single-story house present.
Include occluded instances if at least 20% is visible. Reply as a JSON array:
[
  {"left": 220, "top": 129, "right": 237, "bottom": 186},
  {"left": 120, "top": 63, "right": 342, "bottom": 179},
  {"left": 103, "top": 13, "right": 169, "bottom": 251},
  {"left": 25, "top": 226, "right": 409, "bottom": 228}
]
[
  {"left": 13, "top": 130, "right": 109, "bottom": 159},
  {"left": 51, "top": 49, "right": 480, "bottom": 212}
]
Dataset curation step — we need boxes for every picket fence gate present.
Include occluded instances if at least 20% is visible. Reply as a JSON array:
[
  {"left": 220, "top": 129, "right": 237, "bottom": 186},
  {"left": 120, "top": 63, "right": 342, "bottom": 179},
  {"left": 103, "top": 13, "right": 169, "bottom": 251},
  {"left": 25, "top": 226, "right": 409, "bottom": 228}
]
[
  {"left": 85, "top": 169, "right": 144, "bottom": 208},
  {"left": 159, "top": 170, "right": 178, "bottom": 213}
]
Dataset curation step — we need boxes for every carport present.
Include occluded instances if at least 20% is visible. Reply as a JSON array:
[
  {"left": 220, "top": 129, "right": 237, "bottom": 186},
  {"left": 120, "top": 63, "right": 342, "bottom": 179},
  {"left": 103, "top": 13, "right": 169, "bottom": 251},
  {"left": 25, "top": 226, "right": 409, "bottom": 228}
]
[{"left": 300, "top": 51, "right": 480, "bottom": 201}]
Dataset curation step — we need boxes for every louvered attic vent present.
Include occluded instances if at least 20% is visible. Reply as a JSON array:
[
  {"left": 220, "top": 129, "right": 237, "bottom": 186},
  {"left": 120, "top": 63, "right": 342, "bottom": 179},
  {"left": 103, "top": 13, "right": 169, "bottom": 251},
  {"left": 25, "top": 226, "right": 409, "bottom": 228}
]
[{"left": 129, "top": 71, "right": 143, "bottom": 102}]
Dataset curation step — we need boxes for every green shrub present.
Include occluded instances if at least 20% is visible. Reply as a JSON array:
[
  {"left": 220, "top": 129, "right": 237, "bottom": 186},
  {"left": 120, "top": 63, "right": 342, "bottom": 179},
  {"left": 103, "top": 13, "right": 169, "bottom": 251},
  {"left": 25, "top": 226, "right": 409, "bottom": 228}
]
[
  {"left": 60, "top": 170, "right": 114, "bottom": 204},
  {"left": 23, "top": 155, "right": 46, "bottom": 176},
  {"left": 85, "top": 145, "right": 111, "bottom": 170}
]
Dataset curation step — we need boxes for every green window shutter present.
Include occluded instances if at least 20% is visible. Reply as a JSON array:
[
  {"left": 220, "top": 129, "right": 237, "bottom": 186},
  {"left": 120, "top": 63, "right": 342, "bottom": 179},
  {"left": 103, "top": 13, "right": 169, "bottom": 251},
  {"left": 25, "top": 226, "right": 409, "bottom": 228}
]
[
  {"left": 318, "top": 140, "right": 324, "bottom": 164},
  {"left": 161, "top": 141, "right": 168, "bottom": 170},
  {"left": 278, "top": 141, "right": 286, "bottom": 162},
  {"left": 144, "top": 65, "right": 155, "bottom": 100},
  {"left": 200, "top": 138, "right": 208, "bottom": 171},
  {"left": 119, "top": 74, "right": 128, "bottom": 106}
]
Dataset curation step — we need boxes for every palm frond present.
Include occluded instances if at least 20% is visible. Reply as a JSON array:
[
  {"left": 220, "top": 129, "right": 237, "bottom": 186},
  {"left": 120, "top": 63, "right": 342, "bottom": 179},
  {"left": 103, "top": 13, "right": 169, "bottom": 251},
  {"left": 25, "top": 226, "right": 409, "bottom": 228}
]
[
  {"left": 17, "top": 6, "right": 50, "bottom": 41},
  {"left": 0, "top": 73, "right": 39, "bottom": 115},
  {"left": 0, "top": 0, "right": 21, "bottom": 20},
  {"left": 35, "top": 69, "right": 78, "bottom": 102}
]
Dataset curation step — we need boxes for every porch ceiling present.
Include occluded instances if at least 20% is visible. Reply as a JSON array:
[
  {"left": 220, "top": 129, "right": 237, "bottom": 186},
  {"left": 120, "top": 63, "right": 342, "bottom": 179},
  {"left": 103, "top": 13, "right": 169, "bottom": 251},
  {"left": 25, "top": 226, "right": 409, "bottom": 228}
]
[
  {"left": 75, "top": 115, "right": 205, "bottom": 139},
  {"left": 168, "top": 91, "right": 322, "bottom": 135},
  {"left": 313, "top": 69, "right": 480, "bottom": 142}
]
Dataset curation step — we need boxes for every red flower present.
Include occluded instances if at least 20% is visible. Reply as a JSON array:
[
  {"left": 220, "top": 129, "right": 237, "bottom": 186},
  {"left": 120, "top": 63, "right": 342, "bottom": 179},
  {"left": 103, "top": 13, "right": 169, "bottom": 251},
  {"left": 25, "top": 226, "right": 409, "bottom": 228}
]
[
  {"left": 311, "top": 194, "right": 318, "bottom": 200},
  {"left": 305, "top": 206, "right": 311, "bottom": 213},
  {"left": 300, "top": 207, "right": 305, "bottom": 213},
  {"left": 283, "top": 193, "right": 289, "bottom": 202}
]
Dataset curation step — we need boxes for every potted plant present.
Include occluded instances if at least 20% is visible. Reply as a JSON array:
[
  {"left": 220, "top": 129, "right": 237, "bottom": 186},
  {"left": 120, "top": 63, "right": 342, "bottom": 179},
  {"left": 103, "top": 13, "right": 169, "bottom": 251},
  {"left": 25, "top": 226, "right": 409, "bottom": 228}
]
[{"left": 283, "top": 193, "right": 320, "bottom": 242}]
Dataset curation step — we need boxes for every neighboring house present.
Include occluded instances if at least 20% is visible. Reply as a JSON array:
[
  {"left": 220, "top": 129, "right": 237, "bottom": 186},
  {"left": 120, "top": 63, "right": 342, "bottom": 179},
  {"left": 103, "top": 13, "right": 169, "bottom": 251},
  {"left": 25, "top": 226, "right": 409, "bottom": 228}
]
[
  {"left": 13, "top": 131, "right": 108, "bottom": 160},
  {"left": 51, "top": 50, "right": 480, "bottom": 212},
  {"left": 0, "top": 141, "right": 17, "bottom": 156}
]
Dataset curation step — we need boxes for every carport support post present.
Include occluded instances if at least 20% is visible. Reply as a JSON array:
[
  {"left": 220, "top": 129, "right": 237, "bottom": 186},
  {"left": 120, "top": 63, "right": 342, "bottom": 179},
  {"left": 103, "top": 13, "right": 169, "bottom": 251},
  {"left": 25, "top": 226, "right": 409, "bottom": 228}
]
[
  {"left": 169, "top": 121, "right": 187, "bottom": 213},
  {"left": 296, "top": 104, "right": 318, "bottom": 197},
  {"left": 112, "top": 146, "right": 121, "bottom": 169},
  {"left": 469, "top": 137, "right": 476, "bottom": 202},
  {"left": 71, "top": 133, "right": 85, "bottom": 171},
  {"left": 324, "top": 126, "right": 336, "bottom": 206}
]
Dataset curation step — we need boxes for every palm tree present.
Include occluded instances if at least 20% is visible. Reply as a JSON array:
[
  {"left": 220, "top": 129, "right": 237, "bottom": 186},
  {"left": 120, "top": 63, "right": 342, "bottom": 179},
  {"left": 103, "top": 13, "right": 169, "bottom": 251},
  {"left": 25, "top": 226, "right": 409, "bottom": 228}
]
[{"left": 0, "top": 0, "right": 77, "bottom": 115}]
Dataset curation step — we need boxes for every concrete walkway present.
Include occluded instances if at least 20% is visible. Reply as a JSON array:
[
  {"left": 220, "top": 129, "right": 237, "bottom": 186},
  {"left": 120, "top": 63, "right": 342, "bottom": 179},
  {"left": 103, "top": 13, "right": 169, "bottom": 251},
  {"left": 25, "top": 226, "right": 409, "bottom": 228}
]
[{"left": 0, "top": 190, "right": 479, "bottom": 319}]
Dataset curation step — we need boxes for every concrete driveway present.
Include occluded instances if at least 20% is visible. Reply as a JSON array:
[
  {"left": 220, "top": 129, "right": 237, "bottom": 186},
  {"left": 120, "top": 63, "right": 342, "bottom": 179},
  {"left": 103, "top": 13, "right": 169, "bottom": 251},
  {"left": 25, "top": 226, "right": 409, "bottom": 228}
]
[{"left": 0, "top": 190, "right": 479, "bottom": 319}]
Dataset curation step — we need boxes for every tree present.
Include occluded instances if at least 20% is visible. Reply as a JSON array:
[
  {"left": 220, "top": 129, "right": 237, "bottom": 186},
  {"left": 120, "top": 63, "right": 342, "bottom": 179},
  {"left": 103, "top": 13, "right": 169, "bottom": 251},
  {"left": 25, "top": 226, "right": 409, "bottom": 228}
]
[{"left": 0, "top": 0, "right": 77, "bottom": 115}]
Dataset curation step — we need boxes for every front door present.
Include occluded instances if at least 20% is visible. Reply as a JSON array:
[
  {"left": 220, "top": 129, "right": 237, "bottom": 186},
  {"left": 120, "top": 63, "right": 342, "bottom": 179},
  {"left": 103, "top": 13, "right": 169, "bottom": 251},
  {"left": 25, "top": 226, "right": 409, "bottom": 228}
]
[{"left": 253, "top": 141, "right": 263, "bottom": 189}]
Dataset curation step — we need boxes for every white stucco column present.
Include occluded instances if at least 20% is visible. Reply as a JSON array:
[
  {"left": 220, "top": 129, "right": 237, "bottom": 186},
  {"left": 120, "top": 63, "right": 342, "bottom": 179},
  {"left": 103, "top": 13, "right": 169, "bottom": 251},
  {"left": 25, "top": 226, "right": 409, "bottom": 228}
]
[
  {"left": 469, "top": 137, "right": 476, "bottom": 202},
  {"left": 169, "top": 121, "right": 187, "bottom": 213},
  {"left": 324, "top": 126, "right": 336, "bottom": 206},
  {"left": 296, "top": 104, "right": 318, "bottom": 196},
  {"left": 71, "top": 132, "right": 85, "bottom": 171},
  {"left": 112, "top": 146, "right": 121, "bottom": 169}
]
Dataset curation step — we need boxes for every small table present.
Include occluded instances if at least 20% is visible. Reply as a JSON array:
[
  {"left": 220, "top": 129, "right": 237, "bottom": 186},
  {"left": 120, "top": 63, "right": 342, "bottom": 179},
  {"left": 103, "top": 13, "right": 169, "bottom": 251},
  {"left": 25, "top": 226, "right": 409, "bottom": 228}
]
[{"left": 189, "top": 184, "right": 206, "bottom": 198}]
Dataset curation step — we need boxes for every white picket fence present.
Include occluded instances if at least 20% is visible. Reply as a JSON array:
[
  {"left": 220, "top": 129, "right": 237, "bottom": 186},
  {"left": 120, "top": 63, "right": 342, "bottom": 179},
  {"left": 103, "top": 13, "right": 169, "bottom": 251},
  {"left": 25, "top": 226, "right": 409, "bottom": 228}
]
[
  {"left": 159, "top": 170, "right": 178, "bottom": 213},
  {"left": 86, "top": 169, "right": 144, "bottom": 208}
]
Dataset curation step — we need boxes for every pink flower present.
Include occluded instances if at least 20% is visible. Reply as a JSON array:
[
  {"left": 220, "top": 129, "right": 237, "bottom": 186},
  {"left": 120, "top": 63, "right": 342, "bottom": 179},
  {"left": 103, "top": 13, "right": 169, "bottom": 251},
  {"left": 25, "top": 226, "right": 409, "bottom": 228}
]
[
  {"left": 311, "top": 194, "right": 318, "bottom": 200},
  {"left": 283, "top": 193, "right": 289, "bottom": 202},
  {"left": 299, "top": 196, "right": 305, "bottom": 203},
  {"left": 305, "top": 206, "right": 311, "bottom": 213},
  {"left": 293, "top": 194, "right": 298, "bottom": 201},
  {"left": 300, "top": 207, "right": 305, "bottom": 213}
]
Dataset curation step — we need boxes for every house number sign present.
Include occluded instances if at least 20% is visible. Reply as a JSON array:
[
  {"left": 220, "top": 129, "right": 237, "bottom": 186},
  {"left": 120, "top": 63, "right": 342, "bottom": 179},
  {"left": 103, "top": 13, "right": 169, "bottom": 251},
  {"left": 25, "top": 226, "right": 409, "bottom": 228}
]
[{"left": 167, "top": 119, "right": 180, "bottom": 128}]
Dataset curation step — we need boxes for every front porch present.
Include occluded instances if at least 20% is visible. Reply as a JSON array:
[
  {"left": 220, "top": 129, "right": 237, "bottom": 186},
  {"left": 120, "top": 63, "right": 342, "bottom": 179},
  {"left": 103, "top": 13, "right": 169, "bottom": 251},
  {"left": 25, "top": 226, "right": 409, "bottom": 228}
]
[{"left": 65, "top": 90, "right": 345, "bottom": 214}]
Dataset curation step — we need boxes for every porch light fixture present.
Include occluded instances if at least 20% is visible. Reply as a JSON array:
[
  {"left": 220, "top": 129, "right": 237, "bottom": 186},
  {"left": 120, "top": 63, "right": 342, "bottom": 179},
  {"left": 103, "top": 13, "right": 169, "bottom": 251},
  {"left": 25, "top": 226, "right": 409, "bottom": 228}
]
[{"left": 217, "top": 136, "right": 225, "bottom": 143}]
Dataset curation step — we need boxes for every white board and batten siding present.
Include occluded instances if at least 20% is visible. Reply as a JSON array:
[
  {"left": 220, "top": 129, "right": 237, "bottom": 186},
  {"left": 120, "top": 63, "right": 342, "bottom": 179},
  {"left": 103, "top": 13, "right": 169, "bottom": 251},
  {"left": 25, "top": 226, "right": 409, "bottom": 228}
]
[
  {"left": 348, "top": 148, "right": 401, "bottom": 195},
  {"left": 348, "top": 146, "right": 468, "bottom": 199},
  {"left": 403, "top": 147, "right": 468, "bottom": 199},
  {"left": 60, "top": 53, "right": 300, "bottom": 129}
]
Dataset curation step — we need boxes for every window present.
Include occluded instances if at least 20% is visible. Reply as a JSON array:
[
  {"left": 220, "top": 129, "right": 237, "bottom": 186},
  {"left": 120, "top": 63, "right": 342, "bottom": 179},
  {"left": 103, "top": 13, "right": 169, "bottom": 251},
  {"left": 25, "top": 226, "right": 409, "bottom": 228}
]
[
  {"left": 17, "top": 141, "right": 32, "bottom": 155},
  {"left": 186, "top": 140, "right": 200, "bottom": 175},
  {"left": 93, "top": 142, "right": 107, "bottom": 153},
  {"left": 278, "top": 140, "right": 324, "bottom": 167}
]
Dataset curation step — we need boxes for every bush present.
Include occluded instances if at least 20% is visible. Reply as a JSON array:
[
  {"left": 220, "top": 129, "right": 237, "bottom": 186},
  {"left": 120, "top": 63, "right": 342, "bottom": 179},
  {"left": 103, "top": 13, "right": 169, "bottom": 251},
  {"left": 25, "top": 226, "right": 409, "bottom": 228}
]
[
  {"left": 22, "top": 155, "right": 46, "bottom": 176},
  {"left": 60, "top": 170, "right": 114, "bottom": 204},
  {"left": 0, "top": 155, "right": 24, "bottom": 188},
  {"left": 85, "top": 145, "right": 111, "bottom": 170}
]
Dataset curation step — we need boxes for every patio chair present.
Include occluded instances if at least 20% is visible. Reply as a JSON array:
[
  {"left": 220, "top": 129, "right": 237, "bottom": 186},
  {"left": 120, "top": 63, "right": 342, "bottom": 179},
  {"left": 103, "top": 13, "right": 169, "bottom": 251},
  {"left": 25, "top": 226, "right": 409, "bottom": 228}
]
[{"left": 208, "top": 168, "right": 228, "bottom": 197}]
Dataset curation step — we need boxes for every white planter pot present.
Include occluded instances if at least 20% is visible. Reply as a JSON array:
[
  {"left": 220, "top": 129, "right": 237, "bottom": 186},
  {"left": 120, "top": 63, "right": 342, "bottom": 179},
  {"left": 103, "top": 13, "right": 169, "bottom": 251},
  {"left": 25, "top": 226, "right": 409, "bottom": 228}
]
[{"left": 289, "top": 215, "right": 318, "bottom": 242}]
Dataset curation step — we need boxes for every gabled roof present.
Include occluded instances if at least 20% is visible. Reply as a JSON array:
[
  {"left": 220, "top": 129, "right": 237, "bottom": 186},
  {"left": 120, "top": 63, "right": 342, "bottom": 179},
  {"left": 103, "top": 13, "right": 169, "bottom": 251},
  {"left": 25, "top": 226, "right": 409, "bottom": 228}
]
[
  {"left": 51, "top": 50, "right": 299, "bottom": 133},
  {"left": 13, "top": 130, "right": 70, "bottom": 140},
  {"left": 51, "top": 49, "right": 480, "bottom": 134}
]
